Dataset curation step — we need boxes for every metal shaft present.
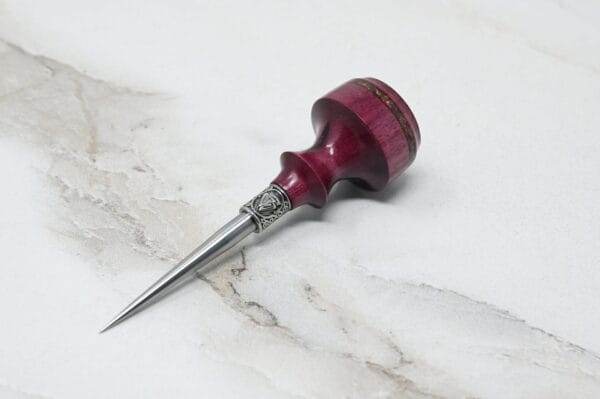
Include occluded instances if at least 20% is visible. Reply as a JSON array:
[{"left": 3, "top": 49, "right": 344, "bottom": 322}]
[
  {"left": 100, "top": 213, "right": 257, "bottom": 332},
  {"left": 101, "top": 184, "right": 292, "bottom": 332}
]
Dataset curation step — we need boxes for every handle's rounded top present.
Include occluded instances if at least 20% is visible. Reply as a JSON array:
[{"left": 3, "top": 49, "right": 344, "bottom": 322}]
[
  {"left": 273, "top": 77, "right": 420, "bottom": 209},
  {"left": 315, "top": 77, "right": 420, "bottom": 180}
]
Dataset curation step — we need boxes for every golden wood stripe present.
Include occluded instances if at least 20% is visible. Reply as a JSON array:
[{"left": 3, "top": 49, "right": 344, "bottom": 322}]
[{"left": 353, "top": 79, "right": 417, "bottom": 162}]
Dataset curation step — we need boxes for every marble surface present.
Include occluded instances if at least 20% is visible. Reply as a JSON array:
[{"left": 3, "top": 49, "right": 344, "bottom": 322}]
[{"left": 1, "top": 1, "right": 600, "bottom": 398}]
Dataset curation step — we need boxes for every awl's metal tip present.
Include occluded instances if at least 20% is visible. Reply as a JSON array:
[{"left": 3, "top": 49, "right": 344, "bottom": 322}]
[
  {"left": 99, "top": 294, "right": 151, "bottom": 333},
  {"left": 100, "top": 213, "right": 257, "bottom": 333},
  {"left": 99, "top": 316, "right": 123, "bottom": 334},
  {"left": 100, "top": 264, "right": 187, "bottom": 333}
]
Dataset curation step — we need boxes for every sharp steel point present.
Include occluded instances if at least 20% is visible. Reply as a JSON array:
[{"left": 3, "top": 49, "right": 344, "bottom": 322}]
[
  {"left": 101, "top": 78, "right": 420, "bottom": 332},
  {"left": 101, "top": 213, "right": 257, "bottom": 332}
]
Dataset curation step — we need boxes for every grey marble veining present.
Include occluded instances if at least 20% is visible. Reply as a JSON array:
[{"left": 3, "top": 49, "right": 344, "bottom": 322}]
[{"left": 1, "top": 41, "right": 200, "bottom": 267}]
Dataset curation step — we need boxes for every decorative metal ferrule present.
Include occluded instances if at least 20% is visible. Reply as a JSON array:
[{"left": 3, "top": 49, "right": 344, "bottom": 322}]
[{"left": 241, "top": 184, "right": 292, "bottom": 232}]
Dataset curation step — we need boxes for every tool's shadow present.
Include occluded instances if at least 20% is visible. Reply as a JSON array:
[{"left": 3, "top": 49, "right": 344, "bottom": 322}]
[{"left": 253, "top": 171, "right": 419, "bottom": 245}]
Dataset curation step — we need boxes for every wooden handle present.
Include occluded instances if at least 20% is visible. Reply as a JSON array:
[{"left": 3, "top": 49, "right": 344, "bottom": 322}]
[{"left": 272, "top": 78, "right": 420, "bottom": 208}]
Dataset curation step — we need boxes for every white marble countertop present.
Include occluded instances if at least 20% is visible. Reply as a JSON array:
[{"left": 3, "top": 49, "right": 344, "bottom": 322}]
[{"left": 1, "top": 1, "right": 600, "bottom": 398}]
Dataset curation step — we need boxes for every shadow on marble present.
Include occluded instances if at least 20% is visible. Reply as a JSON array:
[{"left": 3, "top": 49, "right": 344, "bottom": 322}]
[{"left": 255, "top": 172, "right": 422, "bottom": 245}]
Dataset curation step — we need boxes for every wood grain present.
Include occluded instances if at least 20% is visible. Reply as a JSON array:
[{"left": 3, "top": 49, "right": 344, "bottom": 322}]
[{"left": 272, "top": 78, "right": 420, "bottom": 208}]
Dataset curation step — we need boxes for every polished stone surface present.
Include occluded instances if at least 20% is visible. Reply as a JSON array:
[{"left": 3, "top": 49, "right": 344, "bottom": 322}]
[{"left": 1, "top": 1, "right": 600, "bottom": 398}]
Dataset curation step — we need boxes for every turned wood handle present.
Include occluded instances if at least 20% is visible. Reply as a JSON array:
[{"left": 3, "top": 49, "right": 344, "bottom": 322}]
[{"left": 272, "top": 78, "right": 420, "bottom": 208}]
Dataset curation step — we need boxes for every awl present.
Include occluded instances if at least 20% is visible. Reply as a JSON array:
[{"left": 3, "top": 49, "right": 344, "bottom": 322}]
[{"left": 101, "top": 78, "right": 421, "bottom": 332}]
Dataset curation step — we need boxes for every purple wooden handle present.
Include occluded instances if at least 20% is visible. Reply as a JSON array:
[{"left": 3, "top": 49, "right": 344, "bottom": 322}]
[{"left": 272, "top": 78, "right": 420, "bottom": 208}]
